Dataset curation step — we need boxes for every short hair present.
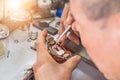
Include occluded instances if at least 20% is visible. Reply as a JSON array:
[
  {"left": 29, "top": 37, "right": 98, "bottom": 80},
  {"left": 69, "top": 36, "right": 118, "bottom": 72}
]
[{"left": 82, "top": 0, "right": 120, "bottom": 20}]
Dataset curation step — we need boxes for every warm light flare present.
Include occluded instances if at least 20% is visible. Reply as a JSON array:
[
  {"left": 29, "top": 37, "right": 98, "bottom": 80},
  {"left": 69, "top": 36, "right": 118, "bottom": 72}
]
[{"left": 7, "top": 0, "right": 21, "bottom": 11}]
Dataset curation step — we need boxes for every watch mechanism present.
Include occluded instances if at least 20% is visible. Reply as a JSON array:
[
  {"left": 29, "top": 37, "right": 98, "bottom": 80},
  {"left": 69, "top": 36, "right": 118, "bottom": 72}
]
[{"left": 46, "top": 35, "right": 73, "bottom": 63}]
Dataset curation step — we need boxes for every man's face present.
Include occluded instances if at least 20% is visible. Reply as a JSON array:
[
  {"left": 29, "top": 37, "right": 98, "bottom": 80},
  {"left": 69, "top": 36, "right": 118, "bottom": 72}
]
[{"left": 70, "top": 0, "right": 120, "bottom": 79}]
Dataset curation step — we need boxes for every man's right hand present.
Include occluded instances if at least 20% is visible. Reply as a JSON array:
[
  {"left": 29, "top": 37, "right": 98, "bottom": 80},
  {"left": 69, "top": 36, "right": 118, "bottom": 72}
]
[{"left": 59, "top": 5, "right": 80, "bottom": 45}]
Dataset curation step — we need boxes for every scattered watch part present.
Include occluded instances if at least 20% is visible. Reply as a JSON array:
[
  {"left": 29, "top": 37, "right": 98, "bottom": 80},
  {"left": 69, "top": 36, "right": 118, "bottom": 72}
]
[
  {"left": 29, "top": 32, "right": 38, "bottom": 40},
  {"left": 30, "top": 45, "right": 36, "bottom": 51},
  {"left": 0, "top": 24, "right": 9, "bottom": 39}
]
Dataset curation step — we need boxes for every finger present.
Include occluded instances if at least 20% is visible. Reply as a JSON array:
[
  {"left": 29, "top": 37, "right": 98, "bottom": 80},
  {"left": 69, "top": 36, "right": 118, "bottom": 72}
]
[
  {"left": 33, "top": 63, "right": 40, "bottom": 73},
  {"left": 61, "top": 5, "right": 70, "bottom": 24},
  {"left": 36, "top": 29, "right": 47, "bottom": 53},
  {"left": 68, "top": 32, "right": 80, "bottom": 45},
  {"left": 59, "top": 11, "right": 74, "bottom": 43},
  {"left": 68, "top": 22, "right": 80, "bottom": 45},
  {"left": 63, "top": 55, "right": 81, "bottom": 72},
  {"left": 71, "top": 22, "right": 77, "bottom": 32},
  {"left": 59, "top": 5, "right": 70, "bottom": 35},
  {"left": 64, "top": 11, "right": 74, "bottom": 26},
  {"left": 36, "top": 30, "right": 54, "bottom": 62},
  {"left": 58, "top": 23, "right": 65, "bottom": 35}
]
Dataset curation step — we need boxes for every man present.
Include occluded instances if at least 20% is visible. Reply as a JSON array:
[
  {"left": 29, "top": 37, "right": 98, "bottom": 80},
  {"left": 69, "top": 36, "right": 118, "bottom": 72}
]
[{"left": 33, "top": 0, "right": 120, "bottom": 80}]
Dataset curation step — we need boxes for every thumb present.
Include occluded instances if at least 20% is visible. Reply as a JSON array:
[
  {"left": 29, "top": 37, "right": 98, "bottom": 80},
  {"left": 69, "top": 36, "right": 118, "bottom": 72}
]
[{"left": 63, "top": 55, "right": 81, "bottom": 72}]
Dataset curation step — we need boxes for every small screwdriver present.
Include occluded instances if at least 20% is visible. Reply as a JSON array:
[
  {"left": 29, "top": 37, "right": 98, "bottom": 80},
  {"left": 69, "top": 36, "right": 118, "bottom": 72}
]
[{"left": 56, "top": 25, "right": 71, "bottom": 44}]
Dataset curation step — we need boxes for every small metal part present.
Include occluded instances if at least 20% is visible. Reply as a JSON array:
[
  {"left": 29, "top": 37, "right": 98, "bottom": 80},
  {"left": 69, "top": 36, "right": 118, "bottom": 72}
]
[
  {"left": 14, "top": 40, "right": 19, "bottom": 43},
  {"left": 29, "top": 32, "right": 38, "bottom": 40},
  {"left": 30, "top": 45, "right": 36, "bottom": 51}
]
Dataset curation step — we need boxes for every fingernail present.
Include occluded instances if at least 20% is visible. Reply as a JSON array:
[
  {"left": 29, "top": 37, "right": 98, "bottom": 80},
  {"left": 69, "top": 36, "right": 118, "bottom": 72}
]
[
  {"left": 74, "top": 55, "right": 81, "bottom": 61},
  {"left": 43, "top": 29, "right": 48, "bottom": 32}
]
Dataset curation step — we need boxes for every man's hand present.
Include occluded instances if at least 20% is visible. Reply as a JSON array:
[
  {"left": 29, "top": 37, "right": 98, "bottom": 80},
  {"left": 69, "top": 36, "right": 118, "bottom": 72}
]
[
  {"left": 33, "top": 30, "right": 81, "bottom": 80},
  {"left": 59, "top": 5, "right": 80, "bottom": 45}
]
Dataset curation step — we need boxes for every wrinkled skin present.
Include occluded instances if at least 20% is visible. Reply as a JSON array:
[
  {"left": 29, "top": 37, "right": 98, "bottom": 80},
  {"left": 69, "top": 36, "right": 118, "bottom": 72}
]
[{"left": 70, "top": 0, "right": 120, "bottom": 79}]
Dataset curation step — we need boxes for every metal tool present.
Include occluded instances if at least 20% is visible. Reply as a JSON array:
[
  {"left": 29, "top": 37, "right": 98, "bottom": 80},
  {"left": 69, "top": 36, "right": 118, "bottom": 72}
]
[{"left": 56, "top": 25, "right": 71, "bottom": 44}]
